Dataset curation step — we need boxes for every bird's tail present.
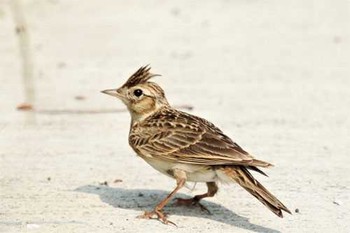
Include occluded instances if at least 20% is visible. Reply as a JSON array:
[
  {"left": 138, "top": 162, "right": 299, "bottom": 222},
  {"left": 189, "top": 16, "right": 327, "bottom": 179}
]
[{"left": 223, "top": 166, "right": 291, "bottom": 217}]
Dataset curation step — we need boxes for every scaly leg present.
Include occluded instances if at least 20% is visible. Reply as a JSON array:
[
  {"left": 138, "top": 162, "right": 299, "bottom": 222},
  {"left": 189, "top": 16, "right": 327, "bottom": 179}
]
[
  {"left": 138, "top": 169, "right": 186, "bottom": 226},
  {"left": 175, "top": 182, "right": 218, "bottom": 214}
]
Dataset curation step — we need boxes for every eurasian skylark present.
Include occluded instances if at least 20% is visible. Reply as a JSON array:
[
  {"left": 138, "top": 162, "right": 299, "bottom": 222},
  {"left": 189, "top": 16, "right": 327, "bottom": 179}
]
[{"left": 102, "top": 66, "right": 290, "bottom": 225}]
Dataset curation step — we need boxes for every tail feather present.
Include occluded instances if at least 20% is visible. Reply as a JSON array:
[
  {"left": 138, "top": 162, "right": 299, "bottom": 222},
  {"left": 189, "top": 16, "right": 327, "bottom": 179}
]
[{"left": 224, "top": 166, "right": 291, "bottom": 218}]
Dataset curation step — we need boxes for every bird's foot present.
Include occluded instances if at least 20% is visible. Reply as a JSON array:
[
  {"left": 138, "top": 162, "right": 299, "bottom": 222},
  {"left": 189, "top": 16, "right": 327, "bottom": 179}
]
[
  {"left": 137, "top": 209, "right": 176, "bottom": 226},
  {"left": 175, "top": 197, "right": 211, "bottom": 214}
]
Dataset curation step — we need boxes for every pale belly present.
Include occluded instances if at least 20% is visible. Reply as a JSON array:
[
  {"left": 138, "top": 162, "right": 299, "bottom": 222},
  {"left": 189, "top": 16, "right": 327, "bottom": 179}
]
[{"left": 142, "top": 157, "right": 219, "bottom": 182}]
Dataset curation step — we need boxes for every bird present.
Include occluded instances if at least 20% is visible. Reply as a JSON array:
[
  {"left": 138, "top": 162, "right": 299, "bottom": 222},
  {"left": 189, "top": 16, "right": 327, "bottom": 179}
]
[{"left": 101, "top": 65, "right": 291, "bottom": 225}]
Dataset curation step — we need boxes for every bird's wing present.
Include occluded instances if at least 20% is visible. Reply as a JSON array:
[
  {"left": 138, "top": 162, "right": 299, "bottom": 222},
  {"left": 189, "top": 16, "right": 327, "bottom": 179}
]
[{"left": 130, "top": 109, "right": 272, "bottom": 168}]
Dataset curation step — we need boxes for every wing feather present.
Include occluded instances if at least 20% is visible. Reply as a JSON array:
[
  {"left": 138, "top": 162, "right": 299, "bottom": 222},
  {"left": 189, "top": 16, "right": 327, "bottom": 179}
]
[{"left": 130, "top": 108, "right": 272, "bottom": 168}]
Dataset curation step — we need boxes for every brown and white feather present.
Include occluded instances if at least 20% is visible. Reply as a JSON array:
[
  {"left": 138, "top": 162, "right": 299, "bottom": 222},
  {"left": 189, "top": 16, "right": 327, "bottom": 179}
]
[
  {"left": 130, "top": 107, "right": 272, "bottom": 168},
  {"left": 102, "top": 66, "right": 291, "bottom": 219}
]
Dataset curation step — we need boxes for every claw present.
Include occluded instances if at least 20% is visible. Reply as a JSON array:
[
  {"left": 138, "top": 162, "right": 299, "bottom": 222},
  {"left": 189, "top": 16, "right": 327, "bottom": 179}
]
[
  {"left": 175, "top": 198, "right": 211, "bottom": 214},
  {"left": 137, "top": 210, "right": 177, "bottom": 226}
]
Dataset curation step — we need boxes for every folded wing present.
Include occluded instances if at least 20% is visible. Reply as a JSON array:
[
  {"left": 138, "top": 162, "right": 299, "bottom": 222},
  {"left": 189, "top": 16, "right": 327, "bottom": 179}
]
[{"left": 130, "top": 109, "right": 272, "bottom": 168}]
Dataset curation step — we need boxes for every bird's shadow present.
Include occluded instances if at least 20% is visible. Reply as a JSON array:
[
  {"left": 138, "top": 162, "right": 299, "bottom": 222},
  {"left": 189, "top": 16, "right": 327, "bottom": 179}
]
[{"left": 75, "top": 185, "right": 280, "bottom": 233}]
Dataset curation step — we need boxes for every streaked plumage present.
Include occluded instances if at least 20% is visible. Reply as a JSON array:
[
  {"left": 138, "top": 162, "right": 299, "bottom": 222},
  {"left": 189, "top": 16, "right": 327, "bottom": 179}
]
[{"left": 102, "top": 66, "right": 291, "bottom": 225}]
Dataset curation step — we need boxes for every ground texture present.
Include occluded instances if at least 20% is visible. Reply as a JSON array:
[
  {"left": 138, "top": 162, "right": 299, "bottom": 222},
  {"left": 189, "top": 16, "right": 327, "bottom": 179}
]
[{"left": 0, "top": 0, "right": 349, "bottom": 232}]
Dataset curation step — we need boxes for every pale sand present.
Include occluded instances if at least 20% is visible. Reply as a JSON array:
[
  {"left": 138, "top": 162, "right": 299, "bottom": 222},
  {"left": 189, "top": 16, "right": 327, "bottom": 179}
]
[{"left": 0, "top": 0, "right": 349, "bottom": 232}]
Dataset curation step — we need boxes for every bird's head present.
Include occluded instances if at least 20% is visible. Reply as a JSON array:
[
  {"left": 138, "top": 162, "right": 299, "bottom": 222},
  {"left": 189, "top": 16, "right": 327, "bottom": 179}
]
[{"left": 101, "top": 66, "right": 169, "bottom": 122}]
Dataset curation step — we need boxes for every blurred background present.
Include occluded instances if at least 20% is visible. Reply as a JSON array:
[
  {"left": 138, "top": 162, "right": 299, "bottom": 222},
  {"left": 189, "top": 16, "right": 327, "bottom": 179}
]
[{"left": 0, "top": 0, "right": 349, "bottom": 232}]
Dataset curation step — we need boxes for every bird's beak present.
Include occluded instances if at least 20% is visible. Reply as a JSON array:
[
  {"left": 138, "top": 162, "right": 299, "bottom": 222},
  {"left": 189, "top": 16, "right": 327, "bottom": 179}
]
[{"left": 101, "top": 88, "right": 123, "bottom": 98}]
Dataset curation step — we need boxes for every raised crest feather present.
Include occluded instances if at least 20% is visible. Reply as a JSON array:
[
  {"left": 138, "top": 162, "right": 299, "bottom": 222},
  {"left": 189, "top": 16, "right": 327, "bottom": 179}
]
[{"left": 122, "top": 65, "right": 161, "bottom": 88}]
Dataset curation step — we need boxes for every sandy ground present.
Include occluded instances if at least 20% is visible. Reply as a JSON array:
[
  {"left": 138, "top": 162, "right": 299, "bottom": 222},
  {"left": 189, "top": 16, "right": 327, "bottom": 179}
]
[{"left": 1, "top": 0, "right": 350, "bottom": 232}]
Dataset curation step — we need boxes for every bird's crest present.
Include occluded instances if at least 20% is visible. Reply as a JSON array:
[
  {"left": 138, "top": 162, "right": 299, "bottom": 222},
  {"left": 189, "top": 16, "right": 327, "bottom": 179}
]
[{"left": 122, "top": 65, "right": 160, "bottom": 88}]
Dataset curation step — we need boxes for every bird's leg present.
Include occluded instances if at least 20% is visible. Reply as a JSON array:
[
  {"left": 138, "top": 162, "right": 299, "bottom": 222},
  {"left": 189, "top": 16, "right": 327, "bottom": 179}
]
[
  {"left": 138, "top": 169, "right": 186, "bottom": 226},
  {"left": 175, "top": 182, "right": 218, "bottom": 214}
]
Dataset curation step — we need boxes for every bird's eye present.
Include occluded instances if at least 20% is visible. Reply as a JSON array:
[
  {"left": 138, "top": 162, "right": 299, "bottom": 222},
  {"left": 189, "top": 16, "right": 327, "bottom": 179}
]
[{"left": 133, "top": 89, "right": 143, "bottom": 97}]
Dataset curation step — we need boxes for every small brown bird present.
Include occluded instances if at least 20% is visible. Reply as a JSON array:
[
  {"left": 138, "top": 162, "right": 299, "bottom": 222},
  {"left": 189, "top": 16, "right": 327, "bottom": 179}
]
[{"left": 102, "top": 66, "right": 291, "bottom": 225}]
